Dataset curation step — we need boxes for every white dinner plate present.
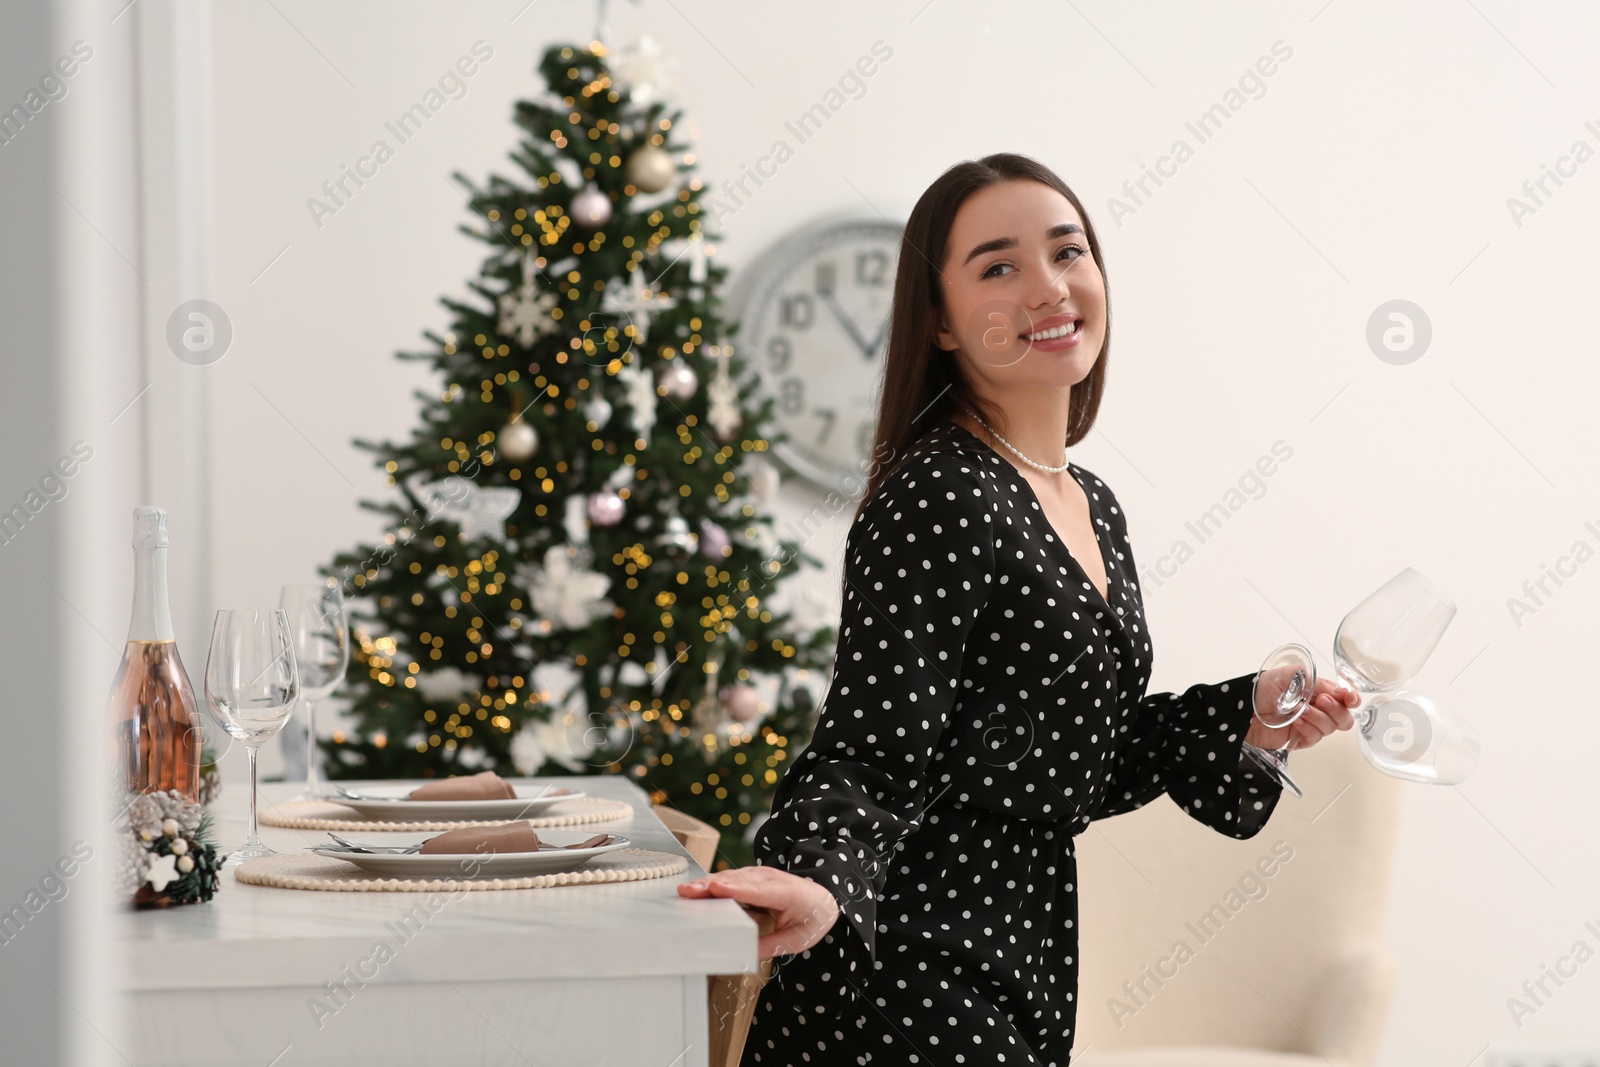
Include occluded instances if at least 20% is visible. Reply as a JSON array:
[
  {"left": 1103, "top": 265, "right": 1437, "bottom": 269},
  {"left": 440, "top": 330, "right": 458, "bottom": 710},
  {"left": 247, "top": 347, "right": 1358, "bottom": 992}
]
[
  {"left": 309, "top": 830, "right": 630, "bottom": 879},
  {"left": 328, "top": 784, "right": 587, "bottom": 822}
]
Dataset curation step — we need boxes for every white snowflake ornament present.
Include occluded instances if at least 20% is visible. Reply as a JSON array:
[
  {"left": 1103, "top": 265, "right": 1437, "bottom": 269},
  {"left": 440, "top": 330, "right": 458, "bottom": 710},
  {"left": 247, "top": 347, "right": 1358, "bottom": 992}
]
[
  {"left": 706, "top": 346, "right": 740, "bottom": 438},
  {"left": 601, "top": 267, "right": 677, "bottom": 343},
  {"left": 616, "top": 361, "right": 658, "bottom": 439},
  {"left": 498, "top": 257, "right": 560, "bottom": 347}
]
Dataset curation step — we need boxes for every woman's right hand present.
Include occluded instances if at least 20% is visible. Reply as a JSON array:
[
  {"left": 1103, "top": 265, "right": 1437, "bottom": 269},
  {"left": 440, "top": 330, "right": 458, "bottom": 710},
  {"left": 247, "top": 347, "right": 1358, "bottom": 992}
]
[{"left": 677, "top": 865, "right": 841, "bottom": 960}]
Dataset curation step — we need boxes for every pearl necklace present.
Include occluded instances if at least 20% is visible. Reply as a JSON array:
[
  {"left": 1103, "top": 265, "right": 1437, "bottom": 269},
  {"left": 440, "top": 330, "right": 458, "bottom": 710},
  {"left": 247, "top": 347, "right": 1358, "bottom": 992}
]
[{"left": 958, "top": 405, "right": 1071, "bottom": 474}]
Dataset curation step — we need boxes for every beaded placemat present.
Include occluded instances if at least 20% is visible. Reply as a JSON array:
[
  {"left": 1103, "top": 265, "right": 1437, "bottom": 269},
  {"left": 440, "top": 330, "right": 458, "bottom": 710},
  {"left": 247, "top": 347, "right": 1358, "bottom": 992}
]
[
  {"left": 257, "top": 795, "right": 633, "bottom": 832},
  {"left": 233, "top": 848, "right": 687, "bottom": 892}
]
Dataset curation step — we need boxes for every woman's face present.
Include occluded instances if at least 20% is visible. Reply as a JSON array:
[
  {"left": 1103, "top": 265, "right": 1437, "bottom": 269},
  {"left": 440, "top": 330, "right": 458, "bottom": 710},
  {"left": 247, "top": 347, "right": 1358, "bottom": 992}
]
[{"left": 934, "top": 179, "right": 1106, "bottom": 395}]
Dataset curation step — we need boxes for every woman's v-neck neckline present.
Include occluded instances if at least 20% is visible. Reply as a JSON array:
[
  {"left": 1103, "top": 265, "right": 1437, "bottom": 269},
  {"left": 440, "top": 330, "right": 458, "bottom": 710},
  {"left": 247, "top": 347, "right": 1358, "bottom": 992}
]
[{"left": 941, "top": 421, "right": 1121, "bottom": 623}]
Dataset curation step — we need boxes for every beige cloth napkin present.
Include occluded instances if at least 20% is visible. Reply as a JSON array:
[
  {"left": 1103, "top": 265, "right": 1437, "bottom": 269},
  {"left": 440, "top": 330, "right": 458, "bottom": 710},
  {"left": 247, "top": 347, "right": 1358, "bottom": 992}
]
[
  {"left": 418, "top": 822, "right": 614, "bottom": 855},
  {"left": 407, "top": 770, "right": 517, "bottom": 801}
]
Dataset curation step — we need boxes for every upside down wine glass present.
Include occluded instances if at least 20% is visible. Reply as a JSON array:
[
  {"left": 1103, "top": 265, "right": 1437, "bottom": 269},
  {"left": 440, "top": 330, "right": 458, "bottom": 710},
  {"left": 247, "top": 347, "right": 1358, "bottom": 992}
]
[{"left": 1242, "top": 567, "right": 1481, "bottom": 798}]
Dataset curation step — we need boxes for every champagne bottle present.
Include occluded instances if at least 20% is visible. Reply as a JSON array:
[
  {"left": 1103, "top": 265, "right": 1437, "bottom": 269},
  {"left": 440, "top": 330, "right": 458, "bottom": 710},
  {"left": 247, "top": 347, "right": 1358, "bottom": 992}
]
[{"left": 109, "top": 506, "right": 202, "bottom": 800}]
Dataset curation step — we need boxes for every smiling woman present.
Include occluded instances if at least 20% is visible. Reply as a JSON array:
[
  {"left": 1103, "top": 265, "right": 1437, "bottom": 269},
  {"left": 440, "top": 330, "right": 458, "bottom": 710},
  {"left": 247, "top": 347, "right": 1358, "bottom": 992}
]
[{"left": 679, "top": 152, "right": 1358, "bottom": 1065}]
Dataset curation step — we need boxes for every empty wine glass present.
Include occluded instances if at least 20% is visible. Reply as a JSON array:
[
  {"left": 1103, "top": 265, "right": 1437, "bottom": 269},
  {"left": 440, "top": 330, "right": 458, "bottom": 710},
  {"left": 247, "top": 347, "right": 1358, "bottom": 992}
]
[
  {"left": 279, "top": 581, "right": 349, "bottom": 800},
  {"left": 1242, "top": 567, "right": 1477, "bottom": 796},
  {"left": 204, "top": 609, "right": 299, "bottom": 863}
]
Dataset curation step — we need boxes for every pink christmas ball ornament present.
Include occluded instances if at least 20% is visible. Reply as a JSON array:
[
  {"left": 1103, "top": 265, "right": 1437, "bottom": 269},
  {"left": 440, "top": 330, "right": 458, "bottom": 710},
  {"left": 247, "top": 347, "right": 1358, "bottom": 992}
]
[{"left": 586, "top": 490, "right": 626, "bottom": 527}]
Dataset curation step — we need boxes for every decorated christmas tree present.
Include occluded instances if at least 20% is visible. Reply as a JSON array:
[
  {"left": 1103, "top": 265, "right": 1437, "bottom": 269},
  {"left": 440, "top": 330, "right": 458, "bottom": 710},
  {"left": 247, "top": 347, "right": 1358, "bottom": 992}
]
[{"left": 321, "top": 40, "right": 835, "bottom": 867}]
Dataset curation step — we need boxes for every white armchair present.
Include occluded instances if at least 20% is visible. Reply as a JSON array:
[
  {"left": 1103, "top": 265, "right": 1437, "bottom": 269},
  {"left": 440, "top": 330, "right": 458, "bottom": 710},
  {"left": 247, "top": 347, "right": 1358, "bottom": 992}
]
[{"left": 1073, "top": 729, "right": 1402, "bottom": 1065}]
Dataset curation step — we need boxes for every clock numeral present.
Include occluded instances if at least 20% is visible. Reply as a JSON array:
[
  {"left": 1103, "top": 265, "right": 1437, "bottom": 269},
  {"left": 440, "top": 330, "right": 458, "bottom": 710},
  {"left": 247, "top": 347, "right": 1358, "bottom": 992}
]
[
  {"left": 766, "top": 336, "right": 792, "bottom": 373},
  {"left": 780, "top": 377, "right": 805, "bottom": 414},
  {"left": 814, "top": 407, "right": 836, "bottom": 444},
  {"left": 855, "top": 249, "right": 890, "bottom": 287},
  {"left": 814, "top": 262, "right": 835, "bottom": 298},
  {"left": 779, "top": 293, "right": 814, "bottom": 330}
]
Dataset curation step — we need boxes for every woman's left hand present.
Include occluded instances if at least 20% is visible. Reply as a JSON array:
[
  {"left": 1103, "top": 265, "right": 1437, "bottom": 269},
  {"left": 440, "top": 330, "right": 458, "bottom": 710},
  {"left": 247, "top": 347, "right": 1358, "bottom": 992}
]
[{"left": 1246, "top": 676, "right": 1359, "bottom": 753}]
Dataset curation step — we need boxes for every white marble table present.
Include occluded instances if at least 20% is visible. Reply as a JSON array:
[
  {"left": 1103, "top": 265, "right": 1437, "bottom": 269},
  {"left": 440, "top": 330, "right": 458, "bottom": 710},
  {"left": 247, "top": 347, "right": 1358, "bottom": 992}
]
[{"left": 117, "top": 777, "right": 757, "bottom": 1067}]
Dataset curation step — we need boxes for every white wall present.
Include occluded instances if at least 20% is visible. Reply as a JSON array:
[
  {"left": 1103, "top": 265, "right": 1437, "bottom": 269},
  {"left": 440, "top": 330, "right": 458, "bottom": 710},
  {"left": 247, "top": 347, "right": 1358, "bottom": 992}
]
[
  {"left": 0, "top": 0, "right": 147, "bottom": 1061},
  {"left": 185, "top": 1, "right": 1599, "bottom": 1061}
]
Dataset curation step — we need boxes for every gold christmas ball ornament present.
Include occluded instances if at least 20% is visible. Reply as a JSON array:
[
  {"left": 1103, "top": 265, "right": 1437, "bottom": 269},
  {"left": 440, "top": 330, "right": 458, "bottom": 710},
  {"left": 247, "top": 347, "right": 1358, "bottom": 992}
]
[
  {"left": 499, "top": 417, "right": 539, "bottom": 461},
  {"left": 625, "top": 144, "right": 676, "bottom": 193}
]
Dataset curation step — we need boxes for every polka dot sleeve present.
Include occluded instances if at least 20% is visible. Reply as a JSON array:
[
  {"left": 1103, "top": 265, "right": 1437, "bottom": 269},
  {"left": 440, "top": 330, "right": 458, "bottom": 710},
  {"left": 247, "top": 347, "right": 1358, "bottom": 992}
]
[
  {"left": 1091, "top": 671, "right": 1284, "bottom": 839},
  {"left": 752, "top": 453, "right": 995, "bottom": 1012}
]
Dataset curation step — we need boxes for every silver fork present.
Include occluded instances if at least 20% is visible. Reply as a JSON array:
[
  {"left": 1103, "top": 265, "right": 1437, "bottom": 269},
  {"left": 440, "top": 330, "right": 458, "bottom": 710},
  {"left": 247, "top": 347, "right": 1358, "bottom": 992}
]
[
  {"left": 332, "top": 784, "right": 403, "bottom": 803},
  {"left": 324, "top": 832, "right": 423, "bottom": 854}
]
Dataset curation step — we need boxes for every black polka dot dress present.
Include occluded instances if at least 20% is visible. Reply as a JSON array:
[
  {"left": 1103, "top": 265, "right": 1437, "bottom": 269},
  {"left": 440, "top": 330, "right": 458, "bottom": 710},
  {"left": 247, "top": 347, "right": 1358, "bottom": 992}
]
[{"left": 744, "top": 420, "right": 1285, "bottom": 1066}]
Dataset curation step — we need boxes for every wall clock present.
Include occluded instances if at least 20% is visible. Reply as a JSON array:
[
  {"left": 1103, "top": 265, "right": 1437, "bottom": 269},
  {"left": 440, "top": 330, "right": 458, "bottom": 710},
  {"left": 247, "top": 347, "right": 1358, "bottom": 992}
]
[{"left": 729, "top": 215, "right": 903, "bottom": 495}]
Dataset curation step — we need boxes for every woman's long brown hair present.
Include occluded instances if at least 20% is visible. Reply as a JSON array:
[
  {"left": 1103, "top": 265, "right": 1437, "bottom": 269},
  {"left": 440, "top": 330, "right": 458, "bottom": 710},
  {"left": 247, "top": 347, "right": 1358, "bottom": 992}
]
[{"left": 856, "top": 153, "right": 1110, "bottom": 516}]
